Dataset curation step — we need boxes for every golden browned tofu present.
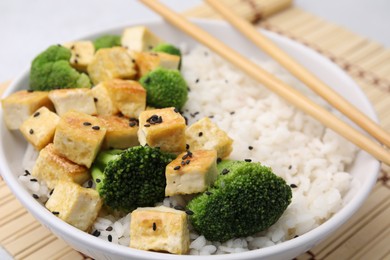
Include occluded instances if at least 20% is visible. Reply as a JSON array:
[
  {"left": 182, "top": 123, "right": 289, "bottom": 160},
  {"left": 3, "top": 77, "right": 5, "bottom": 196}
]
[
  {"left": 1, "top": 90, "right": 54, "bottom": 130},
  {"left": 165, "top": 150, "right": 218, "bottom": 196},
  {"left": 19, "top": 107, "right": 60, "bottom": 150},
  {"left": 53, "top": 110, "right": 106, "bottom": 168},
  {"left": 130, "top": 206, "right": 189, "bottom": 254},
  {"left": 32, "top": 143, "right": 89, "bottom": 189},
  {"left": 135, "top": 52, "right": 180, "bottom": 77},
  {"left": 91, "top": 83, "right": 119, "bottom": 116},
  {"left": 98, "top": 115, "right": 139, "bottom": 149},
  {"left": 45, "top": 181, "right": 102, "bottom": 232},
  {"left": 87, "top": 47, "right": 136, "bottom": 85},
  {"left": 103, "top": 79, "right": 146, "bottom": 118},
  {"left": 138, "top": 107, "right": 186, "bottom": 153},
  {"left": 186, "top": 117, "right": 233, "bottom": 159},
  {"left": 48, "top": 88, "right": 97, "bottom": 116},
  {"left": 121, "top": 26, "right": 163, "bottom": 52},
  {"left": 63, "top": 41, "right": 95, "bottom": 71}
]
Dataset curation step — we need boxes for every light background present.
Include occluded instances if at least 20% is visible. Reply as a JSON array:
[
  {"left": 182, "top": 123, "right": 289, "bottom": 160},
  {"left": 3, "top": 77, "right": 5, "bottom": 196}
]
[{"left": 0, "top": 0, "right": 389, "bottom": 83}]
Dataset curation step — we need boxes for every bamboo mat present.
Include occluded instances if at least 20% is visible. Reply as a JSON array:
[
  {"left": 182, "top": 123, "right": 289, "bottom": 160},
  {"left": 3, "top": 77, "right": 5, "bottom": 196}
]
[{"left": 1, "top": 0, "right": 390, "bottom": 259}]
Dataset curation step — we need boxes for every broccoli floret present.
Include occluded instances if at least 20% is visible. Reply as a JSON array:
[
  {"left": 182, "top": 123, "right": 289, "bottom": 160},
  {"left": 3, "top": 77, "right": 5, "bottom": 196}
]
[
  {"left": 152, "top": 43, "right": 182, "bottom": 69},
  {"left": 30, "top": 45, "right": 91, "bottom": 91},
  {"left": 91, "top": 146, "right": 175, "bottom": 212},
  {"left": 139, "top": 67, "right": 188, "bottom": 110},
  {"left": 187, "top": 161, "right": 292, "bottom": 242},
  {"left": 93, "top": 35, "right": 121, "bottom": 51}
]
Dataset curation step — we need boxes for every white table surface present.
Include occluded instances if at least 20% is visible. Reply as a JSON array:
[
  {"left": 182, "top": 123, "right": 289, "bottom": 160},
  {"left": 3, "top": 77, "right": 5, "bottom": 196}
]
[{"left": 0, "top": 0, "right": 389, "bottom": 84}]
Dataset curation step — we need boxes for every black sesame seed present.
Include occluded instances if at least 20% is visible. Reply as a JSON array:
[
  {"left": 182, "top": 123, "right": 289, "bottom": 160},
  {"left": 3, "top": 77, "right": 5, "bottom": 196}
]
[
  {"left": 29, "top": 129, "right": 34, "bottom": 135},
  {"left": 108, "top": 235, "right": 112, "bottom": 242},
  {"left": 144, "top": 124, "right": 151, "bottom": 127},
  {"left": 75, "top": 53, "right": 80, "bottom": 58},
  {"left": 70, "top": 45, "right": 75, "bottom": 50},
  {"left": 83, "top": 122, "right": 92, "bottom": 126},
  {"left": 96, "top": 178, "right": 101, "bottom": 183},
  {"left": 74, "top": 59, "right": 78, "bottom": 64},
  {"left": 186, "top": 144, "right": 190, "bottom": 150},
  {"left": 30, "top": 178, "right": 38, "bottom": 182},
  {"left": 208, "top": 115, "right": 214, "bottom": 119},
  {"left": 185, "top": 210, "right": 194, "bottom": 215},
  {"left": 195, "top": 78, "right": 199, "bottom": 83},
  {"left": 94, "top": 97, "right": 98, "bottom": 102},
  {"left": 186, "top": 150, "right": 193, "bottom": 158},
  {"left": 198, "top": 132, "right": 203, "bottom": 137},
  {"left": 221, "top": 168, "right": 229, "bottom": 175},
  {"left": 32, "top": 194, "right": 39, "bottom": 199},
  {"left": 186, "top": 160, "right": 191, "bottom": 165},
  {"left": 230, "top": 111, "right": 235, "bottom": 115},
  {"left": 187, "top": 86, "right": 191, "bottom": 92},
  {"left": 174, "top": 205, "right": 184, "bottom": 211},
  {"left": 217, "top": 157, "right": 222, "bottom": 163},
  {"left": 288, "top": 165, "right": 292, "bottom": 170},
  {"left": 24, "top": 170, "right": 31, "bottom": 176},
  {"left": 92, "top": 126, "right": 100, "bottom": 130},
  {"left": 87, "top": 180, "right": 93, "bottom": 188},
  {"left": 49, "top": 189, "right": 54, "bottom": 196},
  {"left": 129, "top": 121, "right": 137, "bottom": 127},
  {"left": 106, "top": 226, "right": 113, "bottom": 231},
  {"left": 27, "top": 89, "right": 34, "bottom": 93},
  {"left": 174, "top": 166, "right": 181, "bottom": 170},
  {"left": 181, "top": 160, "right": 186, "bottom": 166},
  {"left": 290, "top": 184, "right": 298, "bottom": 188},
  {"left": 248, "top": 146, "right": 254, "bottom": 150},
  {"left": 52, "top": 211, "right": 60, "bottom": 215},
  {"left": 146, "top": 114, "right": 163, "bottom": 124},
  {"left": 92, "top": 230, "right": 101, "bottom": 237},
  {"left": 152, "top": 222, "right": 157, "bottom": 231},
  {"left": 294, "top": 235, "right": 299, "bottom": 238},
  {"left": 244, "top": 159, "right": 252, "bottom": 162},
  {"left": 131, "top": 58, "right": 135, "bottom": 63},
  {"left": 182, "top": 154, "right": 189, "bottom": 160},
  {"left": 33, "top": 112, "right": 40, "bottom": 117}
]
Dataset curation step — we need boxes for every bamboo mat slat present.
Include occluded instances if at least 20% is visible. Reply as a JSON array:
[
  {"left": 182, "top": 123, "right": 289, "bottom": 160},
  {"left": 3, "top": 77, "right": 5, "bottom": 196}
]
[{"left": 1, "top": 0, "right": 390, "bottom": 259}]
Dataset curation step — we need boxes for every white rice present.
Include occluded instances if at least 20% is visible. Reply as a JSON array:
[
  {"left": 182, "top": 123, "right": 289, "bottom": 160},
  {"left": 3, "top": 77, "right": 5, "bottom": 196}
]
[{"left": 19, "top": 45, "right": 357, "bottom": 255}]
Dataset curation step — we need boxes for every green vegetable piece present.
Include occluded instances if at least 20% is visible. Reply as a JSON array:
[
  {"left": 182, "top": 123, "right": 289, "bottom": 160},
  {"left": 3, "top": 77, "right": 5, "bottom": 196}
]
[
  {"left": 91, "top": 146, "right": 175, "bottom": 212},
  {"left": 153, "top": 43, "right": 182, "bottom": 69},
  {"left": 187, "top": 161, "right": 292, "bottom": 242},
  {"left": 29, "top": 45, "right": 91, "bottom": 91},
  {"left": 139, "top": 68, "right": 188, "bottom": 110},
  {"left": 93, "top": 35, "right": 122, "bottom": 51}
]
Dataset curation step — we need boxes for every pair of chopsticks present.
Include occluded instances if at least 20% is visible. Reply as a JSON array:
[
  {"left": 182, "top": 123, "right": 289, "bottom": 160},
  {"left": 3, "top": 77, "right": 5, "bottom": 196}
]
[{"left": 140, "top": 0, "right": 390, "bottom": 165}]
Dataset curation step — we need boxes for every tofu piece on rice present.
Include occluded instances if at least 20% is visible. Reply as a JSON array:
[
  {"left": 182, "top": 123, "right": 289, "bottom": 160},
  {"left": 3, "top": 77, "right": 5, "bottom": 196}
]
[
  {"left": 130, "top": 206, "right": 190, "bottom": 255},
  {"left": 102, "top": 79, "right": 146, "bottom": 118},
  {"left": 19, "top": 107, "right": 60, "bottom": 150},
  {"left": 121, "top": 26, "right": 163, "bottom": 52},
  {"left": 63, "top": 41, "right": 95, "bottom": 71},
  {"left": 87, "top": 47, "right": 137, "bottom": 85},
  {"left": 53, "top": 110, "right": 106, "bottom": 168},
  {"left": 98, "top": 115, "right": 139, "bottom": 149},
  {"left": 45, "top": 181, "right": 102, "bottom": 232},
  {"left": 48, "top": 88, "right": 97, "bottom": 116},
  {"left": 91, "top": 83, "right": 119, "bottom": 116},
  {"left": 1, "top": 90, "right": 54, "bottom": 130},
  {"left": 32, "top": 143, "right": 89, "bottom": 189},
  {"left": 138, "top": 107, "right": 186, "bottom": 153},
  {"left": 165, "top": 150, "right": 218, "bottom": 196},
  {"left": 135, "top": 52, "right": 180, "bottom": 77},
  {"left": 186, "top": 117, "right": 233, "bottom": 159}
]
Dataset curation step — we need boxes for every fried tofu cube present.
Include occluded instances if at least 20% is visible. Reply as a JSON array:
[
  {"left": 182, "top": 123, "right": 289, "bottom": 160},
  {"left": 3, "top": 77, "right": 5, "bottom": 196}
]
[
  {"left": 87, "top": 47, "right": 136, "bottom": 85},
  {"left": 102, "top": 79, "right": 146, "bottom": 118},
  {"left": 19, "top": 107, "right": 60, "bottom": 150},
  {"left": 45, "top": 181, "right": 102, "bottom": 231},
  {"left": 130, "top": 206, "right": 189, "bottom": 254},
  {"left": 121, "top": 26, "right": 163, "bottom": 52},
  {"left": 32, "top": 143, "right": 89, "bottom": 189},
  {"left": 63, "top": 41, "right": 95, "bottom": 71},
  {"left": 48, "top": 88, "right": 97, "bottom": 116},
  {"left": 1, "top": 90, "right": 54, "bottom": 130},
  {"left": 91, "top": 83, "right": 119, "bottom": 116},
  {"left": 135, "top": 52, "right": 180, "bottom": 77},
  {"left": 165, "top": 150, "right": 218, "bottom": 196},
  {"left": 138, "top": 107, "right": 186, "bottom": 153},
  {"left": 53, "top": 111, "right": 106, "bottom": 168},
  {"left": 98, "top": 115, "right": 139, "bottom": 149},
  {"left": 186, "top": 117, "right": 233, "bottom": 159}
]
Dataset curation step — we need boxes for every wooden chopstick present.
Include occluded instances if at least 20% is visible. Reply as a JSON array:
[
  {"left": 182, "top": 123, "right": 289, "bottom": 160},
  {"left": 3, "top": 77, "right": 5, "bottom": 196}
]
[
  {"left": 205, "top": 0, "right": 390, "bottom": 149},
  {"left": 139, "top": 0, "right": 390, "bottom": 165}
]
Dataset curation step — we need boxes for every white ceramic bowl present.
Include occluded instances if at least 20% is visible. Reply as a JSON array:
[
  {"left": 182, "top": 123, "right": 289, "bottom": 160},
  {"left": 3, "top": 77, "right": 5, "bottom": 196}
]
[{"left": 0, "top": 19, "right": 380, "bottom": 260}]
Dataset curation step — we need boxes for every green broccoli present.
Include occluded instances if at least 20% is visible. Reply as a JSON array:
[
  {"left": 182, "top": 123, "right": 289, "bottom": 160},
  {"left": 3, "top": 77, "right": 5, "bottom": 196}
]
[
  {"left": 152, "top": 43, "right": 182, "bottom": 69},
  {"left": 139, "top": 67, "right": 188, "bottom": 110},
  {"left": 30, "top": 45, "right": 91, "bottom": 91},
  {"left": 187, "top": 160, "right": 292, "bottom": 242},
  {"left": 93, "top": 35, "right": 121, "bottom": 51},
  {"left": 91, "top": 146, "right": 175, "bottom": 212}
]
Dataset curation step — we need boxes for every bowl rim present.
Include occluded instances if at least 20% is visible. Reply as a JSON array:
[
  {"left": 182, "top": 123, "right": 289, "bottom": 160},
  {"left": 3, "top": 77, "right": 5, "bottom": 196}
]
[{"left": 0, "top": 17, "right": 380, "bottom": 259}]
